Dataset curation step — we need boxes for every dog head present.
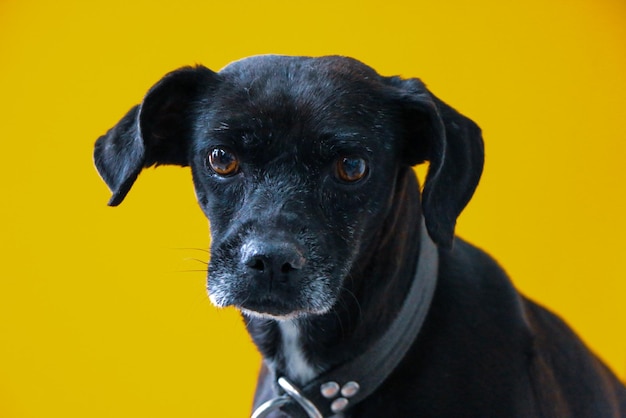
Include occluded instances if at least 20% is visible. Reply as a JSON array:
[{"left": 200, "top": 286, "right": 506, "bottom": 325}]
[{"left": 94, "top": 55, "right": 483, "bottom": 319}]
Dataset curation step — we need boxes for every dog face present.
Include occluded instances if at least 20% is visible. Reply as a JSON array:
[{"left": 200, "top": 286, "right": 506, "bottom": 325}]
[
  {"left": 193, "top": 57, "right": 408, "bottom": 318},
  {"left": 94, "top": 55, "right": 484, "bottom": 319}
]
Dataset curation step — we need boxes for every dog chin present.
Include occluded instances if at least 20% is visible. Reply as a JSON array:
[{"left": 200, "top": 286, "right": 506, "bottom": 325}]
[
  {"left": 239, "top": 308, "right": 312, "bottom": 321},
  {"left": 208, "top": 292, "right": 328, "bottom": 320},
  {"left": 210, "top": 292, "right": 333, "bottom": 321},
  {"left": 238, "top": 295, "right": 334, "bottom": 320}
]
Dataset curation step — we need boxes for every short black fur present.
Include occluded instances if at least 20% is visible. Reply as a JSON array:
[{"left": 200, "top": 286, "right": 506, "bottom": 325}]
[{"left": 94, "top": 55, "right": 626, "bottom": 417}]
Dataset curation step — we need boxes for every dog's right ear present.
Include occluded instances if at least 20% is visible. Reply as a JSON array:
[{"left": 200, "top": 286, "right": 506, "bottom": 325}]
[
  {"left": 384, "top": 77, "right": 485, "bottom": 249},
  {"left": 94, "top": 66, "right": 219, "bottom": 206}
]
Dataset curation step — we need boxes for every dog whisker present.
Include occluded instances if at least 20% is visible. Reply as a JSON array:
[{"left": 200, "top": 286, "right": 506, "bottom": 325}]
[{"left": 183, "top": 257, "right": 209, "bottom": 265}]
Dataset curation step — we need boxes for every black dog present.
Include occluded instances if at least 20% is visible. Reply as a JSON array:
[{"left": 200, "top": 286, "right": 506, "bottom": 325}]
[{"left": 94, "top": 55, "right": 626, "bottom": 417}]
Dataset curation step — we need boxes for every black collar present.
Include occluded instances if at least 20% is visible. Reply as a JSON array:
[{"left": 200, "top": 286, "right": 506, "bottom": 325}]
[{"left": 252, "top": 220, "right": 439, "bottom": 418}]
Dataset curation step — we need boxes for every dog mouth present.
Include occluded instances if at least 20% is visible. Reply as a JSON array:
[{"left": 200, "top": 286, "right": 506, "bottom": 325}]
[
  {"left": 207, "top": 268, "right": 340, "bottom": 319},
  {"left": 209, "top": 282, "right": 337, "bottom": 319}
]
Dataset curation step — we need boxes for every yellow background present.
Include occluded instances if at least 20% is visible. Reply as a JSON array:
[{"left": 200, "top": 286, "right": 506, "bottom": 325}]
[{"left": 1, "top": 0, "right": 625, "bottom": 416}]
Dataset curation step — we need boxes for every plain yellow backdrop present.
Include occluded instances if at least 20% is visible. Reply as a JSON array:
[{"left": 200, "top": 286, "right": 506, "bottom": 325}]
[{"left": 1, "top": 0, "right": 625, "bottom": 417}]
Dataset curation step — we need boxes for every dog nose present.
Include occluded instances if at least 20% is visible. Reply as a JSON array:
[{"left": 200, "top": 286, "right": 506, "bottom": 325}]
[{"left": 242, "top": 240, "right": 305, "bottom": 282}]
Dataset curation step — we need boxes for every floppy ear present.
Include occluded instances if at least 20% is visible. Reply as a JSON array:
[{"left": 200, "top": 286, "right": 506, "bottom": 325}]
[
  {"left": 387, "top": 77, "right": 485, "bottom": 248},
  {"left": 94, "top": 65, "right": 219, "bottom": 206}
]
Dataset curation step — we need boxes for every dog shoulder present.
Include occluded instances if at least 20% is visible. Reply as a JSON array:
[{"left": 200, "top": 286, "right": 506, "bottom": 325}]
[
  {"left": 522, "top": 298, "right": 626, "bottom": 415},
  {"left": 435, "top": 239, "right": 626, "bottom": 415}
]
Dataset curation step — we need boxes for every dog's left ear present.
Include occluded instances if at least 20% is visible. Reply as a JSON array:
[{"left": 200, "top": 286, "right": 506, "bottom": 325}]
[
  {"left": 386, "top": 77, "right": 485, "bottom": 249},
  {"left": 94, "top": 66, "right": 219, "bottom": 206}
]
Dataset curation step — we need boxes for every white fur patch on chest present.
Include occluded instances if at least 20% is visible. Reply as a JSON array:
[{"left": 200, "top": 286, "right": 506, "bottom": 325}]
[{"left": 279, "top": 320, "right": 317, "bottom": 384}]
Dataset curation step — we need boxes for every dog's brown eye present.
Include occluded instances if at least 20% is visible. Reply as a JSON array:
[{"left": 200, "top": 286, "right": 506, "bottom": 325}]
[
  {"left": 207, "top": 147, "right": 239, "bottom": 176},
  {"left": 335, "top": 156, "right": 368, "bottom": 183}
]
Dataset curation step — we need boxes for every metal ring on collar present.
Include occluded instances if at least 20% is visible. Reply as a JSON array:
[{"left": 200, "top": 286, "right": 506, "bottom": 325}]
[
  {"left": 250, "top": 377, "right": 324, "bottom": 418},
  {"left": 251, "top": 394, "right": 291, "bottom": 418},
  {"left": 277, "top": 377, "right": 323, "bottom": 418}
]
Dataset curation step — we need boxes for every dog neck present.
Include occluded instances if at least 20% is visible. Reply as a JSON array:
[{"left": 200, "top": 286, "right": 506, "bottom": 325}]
[
  {"left": 244, "top": 168, "right": 427, "bottom": 386},
  {"left": 276, "top": 320, "right": 318, "bottom": 384}
]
